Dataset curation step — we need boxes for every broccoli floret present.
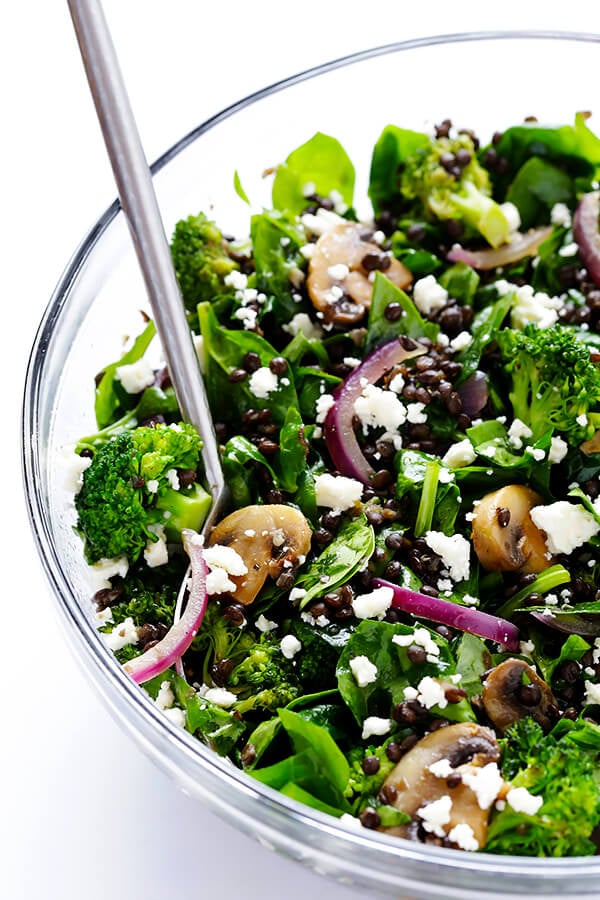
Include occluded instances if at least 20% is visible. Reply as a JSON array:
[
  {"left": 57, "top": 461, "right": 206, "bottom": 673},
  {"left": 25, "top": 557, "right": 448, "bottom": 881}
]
[
  {"left": 497, "top": 324, "right": 600, "bottom": 445},
  {"left": 106, "top": 558, "right": 183, "bottom": 628},
  {"left": 486, "top": 718, "right": 600, "bottom": 856},
  {"left": 170, "top": 212, "right": 240, "bottom": 311},
  {"left": 288, "top": 619, "right": 352, "bottom": 693},
  {"left": 401, "top": 133, "right": 511, "bottom": 248},
  {"left": 75, "top": 422, "right": 210, "bottom": 563},
  {"left": 229, "top": 634, "right": 302, "bottom": 714}
]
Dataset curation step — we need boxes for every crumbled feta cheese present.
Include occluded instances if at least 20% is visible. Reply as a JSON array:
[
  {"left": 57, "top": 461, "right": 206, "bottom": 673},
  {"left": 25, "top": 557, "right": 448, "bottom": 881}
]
[
  {"left": 115, "top": 357, "right": 155, "bottom": 394},
  {"left": 530, "top": 502, "right": 600, "bottom": 555},
  {"left": 388, "top": 372, "right": 405, "bottom": 394},
  {"left": 162, "top": 707, "right": 186, "bottom": 728},
  {"left": 224, "top": 270, "right": 248, "bottom": 290},
  {"left": 449, "top": 330, "right": 473, "bottom": 353},
  {"left": 289, "top": 587, "right": 307, "bottom": 603},
  {"left": 584, "top": 680, "right": 600, "bottom": 705},
  {"left": 234, "top": 306, "right": 258, "bottom": 329},
  {"left": 354, "top": 383, "right": 407, "bottom": 434},
  {"left": 442, "top": 439, "right": 476, "bottom": 468},
  {"left": 206, "top": 567, "right": 237, "bottom": 596},
  {"left": 461, "top": 762, "right": 503, "bottom": 810},
  {"left": 416, "top": 795, "right": 452, "bottom": 837},
  {"left": 349, "top": 655, "right": 378, "bottom": 687},
  {"left": 155, "top": 681, "right": 175, "bottom": 710},
  {"left": 525, "top": 446, "right": 546, "bottom": 462},
  {"left": 462, "top": 594, "right": 479, "bottom": 607},
  {"left": 301, "top": 208, "right": 347, "bottom": 236},
  {"left": 558, "top": 242, "right": 579, "bottom": 258},
  {"left": 315, "top": 393, "right": 335, "bottom": 424},
  {"left": 507, "top": 418, "right": 533, "bottom": 450},
  {"left": 519, "top": 639, "right": 535, "bottom": 656},
  {"left": 437, "top": 578, "right": 453, "bottom": 593},
  {"left": 412, "top": 275, "right": 448, "bottom": 316},
  {"left": 343, "top": 356, "right": 361, "bottom": 369},
  {"left": 144, "top": 525, "right": 169, "bottom": 568},
  {"left": 203, "top": 545, "right": 248, "bottom": 577},
  {"left": 280, "top": 634, "right": 302, "bottom": 659},
  {"left": 509, "top": 284, "right": 562, "bottom": 330},
  {"left": 406, "top": 401, "right": 427, "bottom": 424},
  {"left": 352, "top": 586, "right": 394, "bottom": 620},
  {"left": 255, "top": 614, "right": 278, "bottom": 633},
  {"left": 327, "top": 262, "right": 350, "bottom": 280},
  {"left": 577, "top": 413, "right": 589, "bottom": 427},
  {"left": 62, "top": 450, "right": 92, "bottom": 495},
  {"left": 166, "top": 468, "right": 180, "bottom": 490},
  {"left": 361, "top": 716, "right": 392, "bottom": 740},
  {"left": 88, "top": 555, "right": 129, "bottom": 591},
  {"left": 548, "top": 435, "right": 568, "bottom": 464},
  {"left": 339, "top": 813, "right": 363, "bottom": 830},
  {"left": 428, "top": 758, "right": 453, "bottom": 778},
  {"left": 314, "top": 473, "right": 363, "bottom": 512},
  {"left": 506, "top": 787, "right": 543, "bottom": 815},
  {"left": 550, "top": 202, "right": 572, "bottom": 228},
  {"left": 146, "top": 479, "right": 159, "bottom": 494},
  {"left": 104, "top": 616, "right": 139, "bottom": 652},
  {"left": 408, "top": 675, "right": 448, "bottom": 710},
  {"left": 95, "top": 607, "right": 114, "bottom": 625},
  {"left": 500, "top": 201, "right": 521, "bottom": 233},
  {"left": 393, "top": 627, "right": 440, "bottom": 658},
  {"left": 282, "top": 312, "right": 323, "bottom": 341},
  {"left": 438, "top": 468, "right": 455, "bottom": 484},
  {"left": 248, "top": 366, "right": 278, "bottom": 399},
  {"left": 204, "top": 687, "right": 238, "bottom": 707},
  {"left": 447, "top": 823, "right": 479, "bottom": 852},
  {"left": 424, "top": 531, "right": 471, "bottom": 582}
]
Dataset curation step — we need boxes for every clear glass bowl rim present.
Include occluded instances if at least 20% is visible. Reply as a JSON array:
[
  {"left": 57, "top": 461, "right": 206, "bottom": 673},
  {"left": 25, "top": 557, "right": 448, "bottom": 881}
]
[{"left": 22, "top": 29, "right": 600, "bottom": 894}]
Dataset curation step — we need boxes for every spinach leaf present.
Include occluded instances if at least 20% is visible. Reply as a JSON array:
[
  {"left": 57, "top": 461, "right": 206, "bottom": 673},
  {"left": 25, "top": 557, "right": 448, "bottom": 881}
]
[
  {"left": 396, "top": 449, "right": 461, "bottom": 535},
  {"left": 250, "top": 211, "right": 308, "bottom": 324},
  {"left": 337, "top": 619, "right": 474, "bottom": 725},
  {"left": 222, "top": 435, "right": 279, "bottom": 508},
  {"left": 272, "top": 406, "right": 309, "bottom": 494},
  {"left": 506, "top": 157, "right": 574, "bottom": 229},
  {"left": 369, "top": 125, "right": 429, "bottom": 215},
  {"left": 455, "top": 633, "right": 492, "bottom": 697},
  {"left": 282, "top": 330, "right": 330, "bottom": 368},
  {"left": 392, "top": 246, "right": 442, "bottom": 276},
  {"left": 242, "top": 717, "right": 282, "bottom": 769},
  {"left": 455, "top": 292, "right": 513, "bottom": 383},
  {"left": 439, "top": 262, "right": 480, "bottom": 306},
  {"left": 295, "top": 515, "right": 375, "bottom": 608},
  {"left": 366, "top": 271, "right": 438, "bottom": 353},
  {"left": 95, "top": 319, "right": 156, "bottom": 428},
  {"left": 198, "top": 301, "right": 299, "bottom": 425},
  {"left": 272, "top": 132, "right": 355, "bottom": 216}
]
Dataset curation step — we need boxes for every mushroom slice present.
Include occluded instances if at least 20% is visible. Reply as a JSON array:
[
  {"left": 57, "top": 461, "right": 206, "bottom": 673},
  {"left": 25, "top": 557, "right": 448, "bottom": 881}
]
[
  {"left": 307, "top": 222, "right": 412, "bottom": 326},
  {"left": 207, "top": 504, "right": 311, "bottom": 606},
  {"left": 471, "top": 485, "right": 552, "bottom": 573},
  {"left": 381, "top": 723, "right": 501, "bottom": 848},
  {"left": 482, "top": 658, "right": 558, "bottom": 733}
]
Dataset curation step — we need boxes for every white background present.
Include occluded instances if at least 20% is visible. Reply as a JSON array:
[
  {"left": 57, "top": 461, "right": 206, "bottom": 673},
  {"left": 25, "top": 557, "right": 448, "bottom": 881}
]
[{"left": 4, "top": 3, "right": 600, "bottom": 899}]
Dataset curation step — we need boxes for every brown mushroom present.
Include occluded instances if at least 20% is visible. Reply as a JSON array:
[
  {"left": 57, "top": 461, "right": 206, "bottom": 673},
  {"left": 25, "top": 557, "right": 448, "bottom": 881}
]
[
  {"left": 481, "top": 658, "right": 558, "bottom": 733},
  {"left": 307, "top": 222, "right": 412, "bottom": 326},
  {"left": 471, "top": 484, "right": 552, "bottom": 573},
  {"left": 380, "top": 723, "right": 501, "bottom": 848},
  {"left": 207, "top": 504, "right": 311, "bottom": 605}
]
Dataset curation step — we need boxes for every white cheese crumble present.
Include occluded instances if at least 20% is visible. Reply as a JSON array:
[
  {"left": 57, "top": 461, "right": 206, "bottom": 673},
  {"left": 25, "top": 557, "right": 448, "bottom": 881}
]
[
  {"left": 203, "top": 545, "right": 248, "bottom": 576},
  {"left": 530, "top": 501, "right": 600, "bottom": 555},
  {"left": 353, "top": 383, "right": 407, "bottom": 434},
  {"left": 558, "top": 242, "right": 579, "bottom": 258},
  {"left": 500, "top": 201, "right": 521, "bottom": 233},
  {"left": 349, "top": 655, "right": 378, "bottom": 688},
  {"left": 550, "top": 202, "right": 572, "bottom": 228},
  {"left": 248, "top": 366, "right": 278, "bottom": 399},
  {"left": 162, "top": 707, "right": 186, "bottom": 728},
  {"left": 506, "top": 787, "right": 543, "bottom": 815},
  {"left": 416, "top": 795, "right": 452, "bottom": 837},
  {"left": 548, "top": 435, "right": 568, "bottom": 464},
  {"left": 300, "top": 208, "right": 347, "bottom": 236},
  {"left": 280, "top": 634, "right": 302, "bottom": 659},
  {"left": 424, "top": 531, "right": 471, "bottom": 582},
  {"left": 104, "top": 616, "right": 139, "bottom": 652},
  {"left": 62, "top": 450, "right": 92, "bottom": 495},
  {"left": 282, "top": 312, "right": 323, "bottom": 341},
  {"left": 155, "top": 681, "right": 175, "bottom": 711},
  {"left": 406, "top": 401, "right": 427, "bottom": 424},
  {"left": 204, "top": 687, "right": 238, "bottom": 707},
  {"left": 352, "top": 586, "right": 394, "bottom": 620},
  {"left": 393, "top": 627, "right": 440, "bottom": 659},
  {"left": 327, "top": 262, "right": 350, "bottom": 281},
  {"left": 361, "top": 716, "right": 392, "bottom": 741},
  {"left": 584, "top": 680, "right": 600, "bottom": 705},
  {"left": 509, "top": 283, "right": 562, "bottom": 330},
  {"left": 526, "top": 446, "right": 546, "bottom": 462},
  {"left": 314, "top": 472, "right": 363, "bottom": 512},
  {"left": 146, "top": 479, "right": 159, "bottom": 494},
  {"left": 339, "top": 813, "right": 363, "bottom": 831},
  {"left": 507, "top": 418, "right": 533, "bottom": 450},
  {"left": 412, "top": 275, "right": 448, "bottom": 316},
  {"left": 234, "top": 307, "right": 258, "bottom": 329},
  {"left": 442, "top": 439, "right": 476, "bottom": 468},
  {"left": 115, "top": 357, "right": 155, "bottom": 394},
  {"left": 315, "top": 393, "right": 335, "bottom": 424},
  {"left": 449, "top": 330, "right": 473, "bottom": 353},
  {"left": 255, "top": 614, "right": 278, "bottom": 633},
  {"left": 88, "top": 555, "right": 129, "bottom": 591},
  {"left": 289, "top": 587, "right": 307, "bottom": 603},
  {"left": 388, "top": 372, "right": 405, "bottom": 394},
  {"left": 144, "top": 525, "right": 169, "bottom": 568},
  {"left": 447, "top": 823, "right": 479, "bottom": 851},
  {"left": 224, "top": 270, "right": 248, "bottom": 290},
  {"left": 461, "top": 762, "right": 503, "bottom": 810},
  {"left": 428, "top": 758, "right": 453, "bottom": 778}
]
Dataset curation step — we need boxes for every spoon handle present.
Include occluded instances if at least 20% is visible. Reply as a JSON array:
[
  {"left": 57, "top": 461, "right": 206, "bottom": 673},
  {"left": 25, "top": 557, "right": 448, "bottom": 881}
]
[{"left": 67, "top": 0, "right": 226, "bottom": 529}]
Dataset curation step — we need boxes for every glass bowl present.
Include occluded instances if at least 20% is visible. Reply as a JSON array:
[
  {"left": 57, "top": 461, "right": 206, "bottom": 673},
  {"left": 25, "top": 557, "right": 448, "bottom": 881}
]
[{"left": 22, "top": 31, "right": 600, "bottom": 900}]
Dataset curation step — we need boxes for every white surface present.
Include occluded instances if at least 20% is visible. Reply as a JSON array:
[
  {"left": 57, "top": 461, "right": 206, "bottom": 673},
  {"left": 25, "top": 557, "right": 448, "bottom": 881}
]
[{"left": 4, "top": 3, "right": 600, "bottom": 899}]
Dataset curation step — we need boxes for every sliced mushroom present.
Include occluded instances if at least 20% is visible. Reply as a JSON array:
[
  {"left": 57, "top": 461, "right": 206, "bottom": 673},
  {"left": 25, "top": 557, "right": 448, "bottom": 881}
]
[
  {"left": 482, "top": 658, "right": 558, "bottom": 733},
  {"left": 307, "top": 222, "right": 412, "bottom": 326},
  {"left": 471, "top": 485, "right": 552, "bottom": 573},
  {"left": 207, "top": 504, "right": 311, "bottom": 605},
  {"left": 381, "top": 723, "right": 501, "bottom": 848}
]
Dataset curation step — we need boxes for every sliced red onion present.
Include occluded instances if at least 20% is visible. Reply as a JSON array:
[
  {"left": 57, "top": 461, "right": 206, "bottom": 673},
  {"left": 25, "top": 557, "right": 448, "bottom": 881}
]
[
  {"left": 447, "top": 226, "right": 553, "bottom": 270},
  {"left": 373, "top": 578, "right": 520, "bottom": 650},
  {"left": 457, "top": 370, "right": 488, "bottom": 416},
  {"left": 573, "top": 191, "right": 600, "bottom": 285},
  {"left": 323, "top": 338, "right": 426, "bottom": 484},
  {"left": 531, "top": 610, "right": 600, "bottom": 636},
  {"left": 123, "top": 530, "right": 208, "bottom": 684}
]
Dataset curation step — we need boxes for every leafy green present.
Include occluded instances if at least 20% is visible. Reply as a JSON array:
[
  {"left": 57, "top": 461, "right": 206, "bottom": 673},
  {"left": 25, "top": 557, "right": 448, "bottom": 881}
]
[
  {"left": 272, "top": 132, "right": 355, "bottom": 215},
  {"left": 295, "top": 516, "right": 375, "bottom": 608},
  {"left": 365, "top": 271, "right": 438, "bottom": 353},
  {"left": 94, "top": 319, "right": 156, "bottom": 429}
]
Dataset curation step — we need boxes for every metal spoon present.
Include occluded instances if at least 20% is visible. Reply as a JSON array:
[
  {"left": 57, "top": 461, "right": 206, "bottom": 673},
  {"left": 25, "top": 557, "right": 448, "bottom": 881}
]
[{"left": 67, "top": 0, "right": 227, "bottom": 535}]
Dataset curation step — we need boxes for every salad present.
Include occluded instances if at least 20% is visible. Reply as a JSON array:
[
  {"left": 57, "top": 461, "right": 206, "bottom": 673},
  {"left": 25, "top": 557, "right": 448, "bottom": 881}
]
[{"left": 69, "top": 114, "right": 600, "bottom": 857}]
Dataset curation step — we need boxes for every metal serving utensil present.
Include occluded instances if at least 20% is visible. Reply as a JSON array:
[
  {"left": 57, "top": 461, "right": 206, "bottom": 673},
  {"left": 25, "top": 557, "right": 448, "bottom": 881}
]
[{"left": 67, "top": 0, "right": 227, "bottom": 538}]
